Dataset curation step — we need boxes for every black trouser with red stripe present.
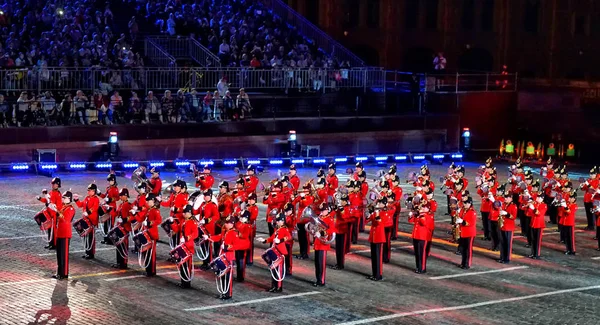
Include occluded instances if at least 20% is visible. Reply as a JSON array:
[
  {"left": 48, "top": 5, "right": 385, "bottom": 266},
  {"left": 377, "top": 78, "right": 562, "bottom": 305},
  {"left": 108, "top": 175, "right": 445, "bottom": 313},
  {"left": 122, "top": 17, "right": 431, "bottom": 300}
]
[
  {"left": 296, "top": 224, "right": 310, "bottom": 257},
  {"left": 446, "top": 195, "right": 452, "bottom": 214},
  {"left": 268, "top": 223, "right": 275, "bottom": 237},
  {"left": 597, "top": 228, "right": 600, "bottom": 249},
  {"left": 246, "top": 226, "right": 256, "bottom": 265},
  {"left": 56, "top": 238, "right": 70, "bottom": 277},
  {"left": 500, "top": 230, "right": 513, "bottom": 263},
  {"left": 564, "top": 225, "right": 576, "bottom": 253},
  {"left": 201, "top": 241, "right": 213, "bottom": 268},
  {"left": 490, "top": 220, "right": 500, "bottom": 250},
  {"left": 213, "top": 227, "right": 222, "bottom": 257},
  {"left": 584, "top": 202, "right": 594, "bottom": 229},
  {"left": 413, "top": 239, "right": 427, "bottom": 272},
  {"left": 481, "top": 212, "right": 490, "bottom": 239},
  {"left": 391, "top": 211, "right": 399, "bottom": 240},
  {"left": 559, "top": 222, "right": 566, "bottom": 243},
  {"left": 314, "top": 250, "right": 327, "bottom": 285},
  {"left": 235, "top": 250, "right": 246, "bottom": 281},
  {"left": 546, "top": 197, "right": 558, "bottom": 224},
  {"left": 145, "top": 241, "right": 157, "bottom": 276},
  {"left": 272, "top": 260, "right": 284, "bottom": 290},
  {"left": 223, "top": 270, "right": 233, "bottom": 298},
  {"left": 531, "top": 227, "right": 543, "bottom": 257},
  {"left": 383, "top": 227, "right": 392, "bottom": 263},
  {"left": 116, "top": 237, "right": 129, "bottom": 268},
  {"left": 459, "top": 236, "right": 474, "bottom": 268},
  {"left": 370, "top": 243, "right": 383, "bottom": 280},
  {"left": 180, "top": 257, "right": 193, "bottom": 288},
  {"left": 426, "top": 231, "right": 434, "bottom": 257},
  {"left": 285, "top": 242, "right": 293, "bottom": 275},
  {"left": 517, "top": 209, "right": 527, "bottom": 235},
  {"left": 85, "top": 231, "right": 95, "bottom": 258},
  {"left": 335, "top": 233, "right": 346, "bottom": 269}
]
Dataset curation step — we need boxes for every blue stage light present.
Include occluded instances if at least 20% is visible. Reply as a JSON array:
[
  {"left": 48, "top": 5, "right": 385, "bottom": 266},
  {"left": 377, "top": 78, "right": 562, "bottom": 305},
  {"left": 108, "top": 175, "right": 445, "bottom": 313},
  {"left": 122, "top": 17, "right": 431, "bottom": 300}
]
[
  {"left": 11, "top": 163, "right": 29, "bottom": 171},
  {"left": 175, "top": 160, "right": 191, "bottom": 167},
  {"left": 149, "top": 161, "right": 165, "bottom": 167},
  {"left": 395, "top": 155, "right": 407, "bottom": 161},
  {"left": 313, "top": 158, "right": 326, "bottom": 164},
  {"left": 451, "top": 153, "right": 464, "bottom": 159},
  {"left": 334, "top": 157, "right": 348, "bottom": 163},
  {"left": 413, "top": 155, "right": 426, "bottom": 160},
  {"left": 247, "top": 159, "right": 261, "bottom": 165},
  {"left": 433, "top": 154, "right": 445, "bottom": 159},
  {"left": 355, "top": 156, "right": 368, "bottom": 162},
  {"left": 95, "top": 162, "right": 113, "bottom": 169},
  {"left": 199, "top": 160, "right": 215, "bottom": 166},
  {"left": 291, "top": 159, "right": 305, "bottom": 164},
  {"left": 223, "top": 160, "right": 238, "bottom": 166},
  {"left": 269, "top": 159, "right": 284, "bottom": 165},
  {"left": 123, "top": 162, "right": 139, "bottom": 168},
  {"left": 69, "top": 163, "right": 87, "bottom": 169},
  {"left": 375, "top": 156, "right": 388, "bottom": 162},
  {"left": 40, "top": 164, "right": 58, "bottom": 170}
]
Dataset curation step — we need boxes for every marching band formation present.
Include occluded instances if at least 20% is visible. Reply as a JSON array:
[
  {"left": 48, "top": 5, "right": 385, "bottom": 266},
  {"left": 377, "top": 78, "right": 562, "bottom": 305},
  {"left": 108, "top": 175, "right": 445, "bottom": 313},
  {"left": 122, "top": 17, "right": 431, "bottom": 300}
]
[{"left": 32, "top": 157, "right": 600, "bottom": 299}]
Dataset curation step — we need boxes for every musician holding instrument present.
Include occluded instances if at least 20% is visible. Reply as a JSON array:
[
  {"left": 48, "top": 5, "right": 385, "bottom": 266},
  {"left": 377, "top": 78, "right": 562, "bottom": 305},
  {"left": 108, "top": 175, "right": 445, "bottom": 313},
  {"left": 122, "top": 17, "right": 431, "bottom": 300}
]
[
  {"left": 178, "top": 205, "right": 199, "bottom": 288},
  {"left": 443, "top": 163, "right": 458, "bottom": 215},
  {"left": 233, "top": 177, "right": 248, "bottom": 202},
  {"left": 36, "top": 177, "right": 63, "bottom": 250},
  {"left": 53, "top": 191, "right": 75, "bottom": 280},
  {"left": 409, "top": 201, "right": 434, "bottom": 274},
  {"left": 292, "top": 183, "right": 315, "bottom": 260},
  {"left": 197, "top": 189, "right": 219, "bottom": 270},
  {"left": 258, "top": 213, "right": 291, "bottom": 293},
  {"left": 352, "top": 162, "right": 364, "bottom": 181},
  {"left": 580, "top": 167, "right": 599, "bottom": 231},
  {"left": 561, "top": 190, "right": 578, "bottom": 255},
  {"left": 347, "top": 180, "right": 361, "bottom": 247},
  {"left": 314, "top": 178, "right": 329, "bottom": 212},
  {"left": 382, "top": 191, "right": 395, "bottom": 263},
  {"left": 456, "top": 196, "right": 477, "bottom": 269},
  {"left": 130, "top": 183, "right": 148, "bottom": 253},
  {"left": 195, "top": 164, "right": 215, "bottom": 191},
  {"left": 527, "top": 194, "right": 547, "bottom": 259},
  {"left": 113, "top": 188, "right": 132, "bottom": 269},
  {"left": 289, "top": 164, "right": 301, "bottom": 191},
  {"left": 281, "top": 203, "right": 295, "bottom": 275},
  {"left": 390, "top": 175, "right": 403, "bottom": 241},
  {"left": 264, "top": 181, "right": 286, "bottom": 236},
  {"left": 217, "top": 181, "right": 234, "bottom": 223},
  {"left": 244, "top": 165, "right": 260, "bottom": 195},
  {"left": 312, "top": 202, "right": 336, "bottom": 287},
  {"left": 331, "top": 194, "right": 355, "bottom": 270},
  {"left": 161, "top": 180, "right": 189, "bottom": 257},
  {"left": 132, "top": 193, "right": 162, "bottom": 276},
  {"left": 497, "top": 188, "right": 518, "bottom": 264},
  {"left": 148, "top": 167, "right": 163, "bottom": 196},
  {"left": 557, "top": 182, "right": 573, "bottom": 243},
  {"left": 358, "top": 171, "right": 369, "bottom": 231},
  {"left": 234, "top": 211, "right": 252, "bottom": 282},
  {"left": 423, "top": 187, "right": 437, "bottom": 257},
  {"left": 74, "top": 183, "right": 100, "bottom": 259},
  {"left": 477, "top": 177, "right": 497, "bottom": 244},
  {"left": 202, "top": 215, "right": 239, "bottom": 300},
  {"left": 367, "top": 197, "right": 386, "bottom": 281},
  {"left": 246, "top": 193, "right": 259, "bottom": 265}
]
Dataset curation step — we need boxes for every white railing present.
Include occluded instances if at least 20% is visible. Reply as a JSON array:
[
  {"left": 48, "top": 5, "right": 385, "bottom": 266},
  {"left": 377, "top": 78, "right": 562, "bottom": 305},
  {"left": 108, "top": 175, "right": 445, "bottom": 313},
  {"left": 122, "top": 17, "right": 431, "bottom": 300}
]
[
  {"left": 144, "top": 39, "right": 177, "bottom": 68},
  {"left": 146, "top": 36, "right": 221, "bottom": 67}
]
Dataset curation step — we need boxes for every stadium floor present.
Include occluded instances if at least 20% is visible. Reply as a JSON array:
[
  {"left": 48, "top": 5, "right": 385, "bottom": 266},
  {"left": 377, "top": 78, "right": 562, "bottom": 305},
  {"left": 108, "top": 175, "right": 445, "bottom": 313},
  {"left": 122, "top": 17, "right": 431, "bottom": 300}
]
[{"left": 1, "top": 162, "right": 599, "bottom": 325}]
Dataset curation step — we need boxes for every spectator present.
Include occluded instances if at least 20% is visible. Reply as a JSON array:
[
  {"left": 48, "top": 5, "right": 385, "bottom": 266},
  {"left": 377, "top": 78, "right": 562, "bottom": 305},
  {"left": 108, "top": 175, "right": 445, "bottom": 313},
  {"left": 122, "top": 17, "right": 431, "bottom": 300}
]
[
  {"left": 175, "top": 90, "right": 188, "bottom": 123},
  {"left": 162, "top": 90, "right": 176, "bottom": 123},
  {"left": 217, "top": 77, "right": 229, "bottom": 97},
  {"left": 433, "top": 52, "right": 447, "bottom": 72},
  {"left": 129, "top": 91, "right": 142, "bottom": 123},
  {"left": 16, "top": 91, "right": 30, "bottom": 127},
  {"left": 0, "top": 94, "right": 9, "bottom": 127},
  {"left": 60, "top": 94, "right": 73, "bottom": 126},
  {"left": 223, "top": 91, "right": 234, "bottom": 121},
  {"left": 213, "top": 90, "right": 223, "bottom": 121},
  {"left": 40, "top": 91, "right": 57, "bottom": 125},
  {"left": 109, "top": 91, "right": 124, "bottom": 124},
  {"left": 166, "top": 13, "right": 176, "bottom": 36},
  {"left": 74, "top": 90, "right": 89, "bottom": 125},
  {"left": 202, "top": 91, "right": 213, "bottom": 122},
  {"left": 187, "top": 88, "right": 201, "bottom": 123},
  {"left": 237, "top": 88, "right": 252, "bottom": 119},
  {"left": 144, "top": 91, "right": 162, "bottom": 124}
]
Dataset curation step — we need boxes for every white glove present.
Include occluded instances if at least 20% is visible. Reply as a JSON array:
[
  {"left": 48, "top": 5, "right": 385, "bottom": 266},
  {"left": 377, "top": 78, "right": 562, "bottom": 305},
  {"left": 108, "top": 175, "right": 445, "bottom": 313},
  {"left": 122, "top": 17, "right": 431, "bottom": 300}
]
[
  {"left": 103, "top": 197, "right": 109, "bottom": 203},
  {"left": 82, "top": 212, "right": 88, "bottom": 217},
  {"left": 274, "top": 238, "right": 281, "bottom": 244},
  {"left": 256, "top": 237, "right": 265, "bottom": 242},
  {"left": 417, "top": 193, "right": 423, "bottom": 199},
  {"left": 170, "top": 206, "right": 175, "bottom": 212},
  {"left": 315, "top": 232, "right": 321, "bottom": 238},
  {"left": 156, "top": 196, "right": 162, "bottom": 202},
  {"left": 181, "top": 236, "right": 186, "bottom": 243},
  {"left": 42, "top": 189, "right": 47, "bottom": 194},
  {"left": 115, "top": 217, "right": 123, "bottom": 224},
  {"left": 48, "top": 203, "right": 57, "bottom": 212},
  {"left": 73, "top": 194, "right": 80, "bottom": 201},
  {"left": 528, "top": 203, "right": 535, "bottom": 209},
  {"left": 416, "top": 186, "right": 423, "bottom": 191},
  {"left": 143, "top": 221, "right": 148, "bottom": 226},
  {"left": 202, "top": 234, "right": 209, "bottom": 240},
  {"left": 129, "top": 208, "right": 138, "bottom": 215},
  {"left": 488, "top": 195, "right": 495, "bottom": 202},
  {"left": 35, "top": 195, "right": 41, "bottom": 200},
  {"left": 45, "top": 194, "right": 51, "bottom": 201},
  {"left": 560, "top": 202, "right": 567, "bottom": 208},
  {"left": 456, "top": 217, "right": 463, "bottom": 224},
  {"left": 500, "top": 210, "right": 508, "bottom": 216},
  {"left": 188, "top": 200, "right": 194, "bottom": 205},
  {"left": 221, "top": 244, "right": 226, "bottom": 251},
  {"left": 585, "top": 181, "right": 590, "bottom": 186},
  {"left": 409, "top": 211, "right": 414, "bottom": 217},
  {"left": 168, "top": 217, "right": 174, "bottom": 222},
  {"left": 199, "top": 218, "right": 206, "bottom": 225}
]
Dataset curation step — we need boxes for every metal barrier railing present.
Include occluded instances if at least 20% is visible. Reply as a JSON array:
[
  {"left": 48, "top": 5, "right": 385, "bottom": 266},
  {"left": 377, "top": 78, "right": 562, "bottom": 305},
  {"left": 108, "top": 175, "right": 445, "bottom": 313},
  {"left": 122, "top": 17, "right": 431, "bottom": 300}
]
[
  {"left": 146, "top": 36, "right": 221, "bottom": 67},
  {"left": 0, "top": 67, "right": 386, "bottom": 93},
  {"left": 385, "top": 71, "right": 519, "bottom": 93},
  {"left": 189, "top": 38, "right": 221, "bottom": 67},
  {"left": 265, "top": 0, "right": 365, "bottom": 67},
  {"left": 144, "top": 39, "right": 177, "bottom": 68}
]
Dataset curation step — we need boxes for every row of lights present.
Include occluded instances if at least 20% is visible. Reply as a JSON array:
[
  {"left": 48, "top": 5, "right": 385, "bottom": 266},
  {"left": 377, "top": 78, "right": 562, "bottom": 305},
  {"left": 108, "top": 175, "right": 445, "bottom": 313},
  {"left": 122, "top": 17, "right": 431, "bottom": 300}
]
[{"left": 7, "top": 153, "right": 462, "bottom": 172}]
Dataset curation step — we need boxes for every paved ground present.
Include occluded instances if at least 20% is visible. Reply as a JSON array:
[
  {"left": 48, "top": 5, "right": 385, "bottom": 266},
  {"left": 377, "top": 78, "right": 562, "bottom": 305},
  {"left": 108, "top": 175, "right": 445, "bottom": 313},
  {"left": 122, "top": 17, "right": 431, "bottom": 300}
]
[{"left": 1, "top": 162, "right": 600, "bottom": 325}]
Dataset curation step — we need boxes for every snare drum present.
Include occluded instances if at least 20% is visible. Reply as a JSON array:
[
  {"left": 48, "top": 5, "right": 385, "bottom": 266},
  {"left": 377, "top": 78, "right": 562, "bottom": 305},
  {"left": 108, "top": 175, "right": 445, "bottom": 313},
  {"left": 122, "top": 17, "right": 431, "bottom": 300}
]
[
  {"left": 194, "top": 224, "right": 207, "bottom": 245},
  {"left": 107, "top": 225, "right": 127, "bottom": 246},
  {"left": 34, "top": 210, "right": 54, "bottom": 231},
  {"left": 170, "top": 243, "right": 193, "bottom": 266},
  {"left": 261, "top": 247, "right": 284, "bottom": 270},
  {"left": 209, "top": 254, "right": 232, "bottom": 277},
  {"left": 133, "top": 231, "right": 153, "bottom": 252},
  {"left": 73, "top": 217, "right": 93, "bottom": 237},
  {"left": 98, "top": 205, "right": 112, "bottom": 221},
  {"left": 161, "top": 219, "right": 174, "bottom": 236}
]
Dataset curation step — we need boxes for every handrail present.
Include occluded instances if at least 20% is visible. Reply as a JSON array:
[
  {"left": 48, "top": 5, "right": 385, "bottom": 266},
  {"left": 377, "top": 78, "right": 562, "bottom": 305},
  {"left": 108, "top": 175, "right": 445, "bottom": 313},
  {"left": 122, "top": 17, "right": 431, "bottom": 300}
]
[
  {"left": 265, "top": 0, "right": 365, "bottom": 67},
  {"left": 189, "top": 38, "right": 221, "bottom": 67},
  {"left": 144, "top": 39, "right": 177, "bottom": 67}
]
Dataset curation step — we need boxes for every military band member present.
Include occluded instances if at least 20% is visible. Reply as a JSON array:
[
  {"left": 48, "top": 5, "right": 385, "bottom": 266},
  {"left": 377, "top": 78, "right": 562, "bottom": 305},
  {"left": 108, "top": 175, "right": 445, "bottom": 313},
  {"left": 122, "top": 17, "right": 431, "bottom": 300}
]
[
  {"left": 409, "top": 202, "right": 434, "bottom": 274},
  {"left": 140, "top": 193, "right": 162, "bottom": 276},
  {"left": 282, "top": 203, "right": 295, "bottom": 275},
  {"left": 202, "top": 215, "right": 239, "bottom": 300},
  {"left": 332, "top": 194, "right": 354, "bottom": 270},
  {"left": 352, "top": 162, "right": 364, "bottom": 181},
  {"left": 131, "top": 182, "right": 148, "bottom": 253},
  {"left": 246, "top": 193, "right": 259, "bottom": 265},
  {"left": 178, "top": 205, "right": 199, "bottom": 288},
  {"left": 367, "top": 198, "right": 386, "bottom": 281},
  {"left": 326, "top": 163, "right": 339, "bottom": 201},
  {"left": 423, "top": 187, "right": 437, "bottom": 257},
  {"left": 113, "top": 188, "right": 132, "bottom": 269},
  {"left": 293, "top": 183, "right": 314, "bottom": 260},
  {"left": 53, "top": 191, "right": 75, "bottom": 280},
  {"left": 36, "top": 177, "right": 63, "bottom": 249},
  {"left": 148, "top": 167, "right": 163, "bottom": 196},
  {"left": 313, "top": 202, "right": 336, "bottom": 287},
  {"left": 528, "top": 194, "right": 547, "bottom": 259},
  {"left": 390, "top": 175, "right": 403, "bottom": 240},
  {"left": 244, "top": 165, "right": 260, "bottom": 195},
  {"left": 235, "top": 210, "right": 252, "bottom": 282},
  {"left": 477, "top": 177, "right": 496, "bottom": 242},
  {"left": 100, "top": 174, "right": 120, "bottom": 244},
  {"left": 74, "top": 183, "right": 100, "bottom": 259},
  {"left": 561, "top": 191, "right": 578, "bottom": 255},
  {"left": 258, "top": 213, "right": 291, "bottom": 293},
  {"left": 456, "top": 197, "right": 477, "bottom": 269},
  {"left": 195, "top": 164, "right": 215, "bottom": 190},
  {"left": 498, "top": 189, "right": 518, "bottom": 264},
  {"left": 161, "top": 180, "right": 188, "bottom": 255},
  {"left": 197, "top": 189, "right": 219, "bottom": 270},
  {"left": 581, "top": 167, "right": 598, "bottom": 231},
  {"left": 383, "top": 192, "right": 395, "bottom": 263},
  {"left": 217, "top": 181, "right": 234, "bottom": 222},
  {"left": 288, "top": 164, "right": 301, "bottom": 191},
  {"left": 264, "top": 181, "right": 285, "bottom": 236}
]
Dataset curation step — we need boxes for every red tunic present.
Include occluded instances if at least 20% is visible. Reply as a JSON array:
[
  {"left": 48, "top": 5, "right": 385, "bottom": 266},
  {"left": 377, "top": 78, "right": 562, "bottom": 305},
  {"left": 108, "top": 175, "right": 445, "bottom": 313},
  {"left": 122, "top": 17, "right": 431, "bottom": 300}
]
[
  {"left": 264, "top": 191, "right": 286, "bottom": 223},
  {"left": 500, "top": 202, "right": 518, "bottom": 231},
  {"left": 161, "top": 192, "right": 188, "bottom": 222},
  {"left": 265, "top": 226, "right": 292, "bottom": 255},
  {"left": 181, "top": 219, "right": 199, "bottom": 250},
  {"left": 313, "top": 213, "right": 336, "bottom": 251},
  {"left": 56, "top": 205, "right": 75, "bottom": 238},
  {"left": 367, "top": 211, "right": 386, "bottom": 243},
  {"left": 289, "top": 175, "right": 300, "bottom": 191},
  {"left": 459, "top": 207, "right": 477, "bottom": 238},
  {"left": 294, "top": 195, "right": 314, "bottom": 224},
  {"left": 210, "top": 228, "right": 239, "bottom": 260},
  {"left": 196, "top": 174, "right": 215, "bottom": 190},
  {"left": 562, "top": 203, "right": 577, "bottom": 226},
  {"left": 235, "top": 221, "right": 252, "bottom": 250},
  {"left": 198, "top": 201, "right": 219, "bottom": 235},
  {"left": 144, "top": 207, "right": 162, "bottom": 240},
  {"left": 148, "top": 178, "right": 162, "bottom": 196},
  {"left": 76, "top": 195, "right": 100, "bottom": 226},
  {"left": 335, "top": 206, "right": 355, "bottom": 234},
  {"left": 117, "top": 201, "right": 133, "bottom": 233},
  {"left": 100, "top": 185, "right": 120, "bottom": 216},
  {"left": 409, "top": 213, "right": 433, "bottom": 241},
  {"left": 134, "top": 193, "right": 147, "bottom": 210},
  {"left": 530, "top": 202, "right": 547, "bottom": 229},
  {"left": 244, "top": 175, "right": 260, "bottom": 195},
  {"left": 40, "top": 189, "right": 64, "bottom": 211},
  {"left": 218, "top": 193, "right": 234, "bottom": 218},
  {"left": 326, "top": 174, "right": 339, "bottom": 197},
  {"left": 582, "top": 179, "right": 598, "bottom": 203}
]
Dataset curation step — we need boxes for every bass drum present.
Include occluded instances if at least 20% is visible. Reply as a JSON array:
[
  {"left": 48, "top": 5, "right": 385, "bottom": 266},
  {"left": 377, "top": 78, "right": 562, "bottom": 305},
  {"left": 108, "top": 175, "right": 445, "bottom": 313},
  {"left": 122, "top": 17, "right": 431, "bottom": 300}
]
[{"left": 188, "top": 190, "right": 204, "bottom": 211}]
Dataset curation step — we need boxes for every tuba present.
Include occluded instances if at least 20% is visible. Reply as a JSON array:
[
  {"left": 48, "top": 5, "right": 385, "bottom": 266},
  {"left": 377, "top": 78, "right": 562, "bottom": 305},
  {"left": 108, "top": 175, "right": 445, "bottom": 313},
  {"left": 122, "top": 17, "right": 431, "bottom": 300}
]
[
  {"left": 131, "top": 167, "right": 148, "bottom": 189},
  {"left": 494, "top": 201, "right": 504, "bottom": 229},
  {"left": 302, "top": 207, "right": 335, "bottom": 244}
]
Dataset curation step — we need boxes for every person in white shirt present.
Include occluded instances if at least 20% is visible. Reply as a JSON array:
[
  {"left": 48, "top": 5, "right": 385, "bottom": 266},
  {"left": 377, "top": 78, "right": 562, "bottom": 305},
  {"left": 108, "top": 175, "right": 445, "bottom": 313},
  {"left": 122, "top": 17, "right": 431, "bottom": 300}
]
[
  {"left": 433, "top": 52, "right": 447, "bottom": 89},
  {"left": 217, "top": 78, "right": 229, "bottom": 97},
  {"left": 236, "top": 88, "right": 251, "bottom": 119},
  {"left": 16, "top": 91, "right": 31, "bottom": 127},
  {"left": 144, "top": 91, "right": 163, "bottom": 123}
]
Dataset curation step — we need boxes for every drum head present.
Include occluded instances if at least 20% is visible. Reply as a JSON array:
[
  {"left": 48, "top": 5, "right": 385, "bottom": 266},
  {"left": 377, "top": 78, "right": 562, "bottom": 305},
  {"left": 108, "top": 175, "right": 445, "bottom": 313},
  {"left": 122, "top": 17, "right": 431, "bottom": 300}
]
[
  {"left": 369, "top": 192, "right": 378, "bottom": 201},
  {"left": 579, "top": 177, "right": 586, "bottom": 183},
  {"left": 493, "top": 201, "right": 502, "bottom": 209},
  {"left": 189, "top": 191, "right": 203, "bottom": 211}
]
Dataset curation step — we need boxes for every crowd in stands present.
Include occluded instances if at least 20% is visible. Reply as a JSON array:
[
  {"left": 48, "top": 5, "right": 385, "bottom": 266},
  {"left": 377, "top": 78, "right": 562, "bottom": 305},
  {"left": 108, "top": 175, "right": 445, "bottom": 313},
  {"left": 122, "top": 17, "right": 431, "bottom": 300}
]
[{"left": 0, "top": 83, "right": 253, "bottom": 127}]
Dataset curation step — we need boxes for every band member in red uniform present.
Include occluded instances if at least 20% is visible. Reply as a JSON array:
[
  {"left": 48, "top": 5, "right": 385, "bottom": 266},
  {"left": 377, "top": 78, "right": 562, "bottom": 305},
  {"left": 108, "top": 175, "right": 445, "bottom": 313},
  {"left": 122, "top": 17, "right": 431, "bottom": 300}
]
[
  {"left": 246, "top": 193, "right": 259, "bottom": 265},
  {"left": 74, "top": 184, "right": 100, "bottom": 259},
  {"left": 148, "top": 168, "right": 163, "bottom": 196},
  {"left": 477, "top": 177, "right": 494, "bottom": 241},
  {"left": 217, "top": 181, "right": 234, "bottom": 220},
  {"left": 264, "top": 181, "right": 286, "bottom": 236},
  {"left": 352, "top": 162, "right": 364, "bottom": 180},
  {"left": 138, "top": 193, "right": 162, "bottom": 276},
  {"left": 293, "top": 183, "right": 314, "bottom": 260},
  {"left": 130, "top": 183, "right": 148, "bottom": 253},
  {"left": 326, "top": 163, "right": 339, "bottom": 201},
  {"left": 244, "top": 165, "right": 260, "bottom": 195},
  {"left": 383, "top": 191, "right": 395, "bottom": 263},
  {"left": 178, "top": 205, "right": 199, "bottom": 288},
  {"left": 367, "top": 198, "right": 386, "bottom": 281},
  {"left": 424, "top": 187, "right": 437, "bottom": 257},
  {"left": 113, "top": 188, "right": 132, "bottom": 269},
  {"left": 235, "top": 210, "right": 252, "bottom": 282},
  {"left": 313, "top": 202, "right": 336, "bottom": 287},
  {"left": 561, "top": 190, "right": 578, "bottom": 255},
  {"left": 528, "top": 194, "right": 547, "bottom": 259},
  {"left": 348, "top": 180, "right": 362, "bottom": 246},
  {"left": 443, "top": 163, "right": 457, "bottom": 215},
  {"left": 203, "top": 215, "right": 239, "bottom": 300},
  {"left": 497, "top": 189, "right": 518, "bottom": 264},
  {"left": 37, "top": 177, "right": 63, "bottom": 249},
  {"left": 581, "top": 167, "right": 598, "bottom": 231},
  {"left": 282, "top": 203, "right": 295, "bottom": 275},
  {"left": 258, "top": 213, "right": 291, "bottom": 292},
  {"left": 100, "top": 174, "right": 120, "bottom": 244},
  {"left": 314, "top": 178, "right": 328, "bottom": 212},
  {"left": 410, "top": 202, "right": 434, "bottom": 274},
  {"left": 281, "top": 176, "right": 293, "bottom": 203},
  {"left": 53, "top": 191, "right": 75, "bottom": 280},
  {"left": 390, "top": 175, "right": 403, "bottom": 240},
  {"left": 289, "top": 164, "right": 301, "bottom": 191},
  {"left": 161, "top": 180, "right": 188, "bottom": 253},
  {"left": 198, "top": 189, "right": 219, "bottom": 270},
  {"left": 332, "top": 194, "right": 354, "bottom": 270},
  {"left": 195, "top": 164, "right": 215, "bottom": 190},
  {"left": 456, "top": 197, "right": 477, "bottom": 269}
]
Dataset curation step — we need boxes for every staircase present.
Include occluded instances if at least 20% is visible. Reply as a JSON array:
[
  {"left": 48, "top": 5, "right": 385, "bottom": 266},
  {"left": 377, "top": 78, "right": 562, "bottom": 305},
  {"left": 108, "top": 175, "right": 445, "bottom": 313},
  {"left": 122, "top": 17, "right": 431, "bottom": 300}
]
[{"left": 144, "top": 37, "right": 220, "bottom": 67}]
